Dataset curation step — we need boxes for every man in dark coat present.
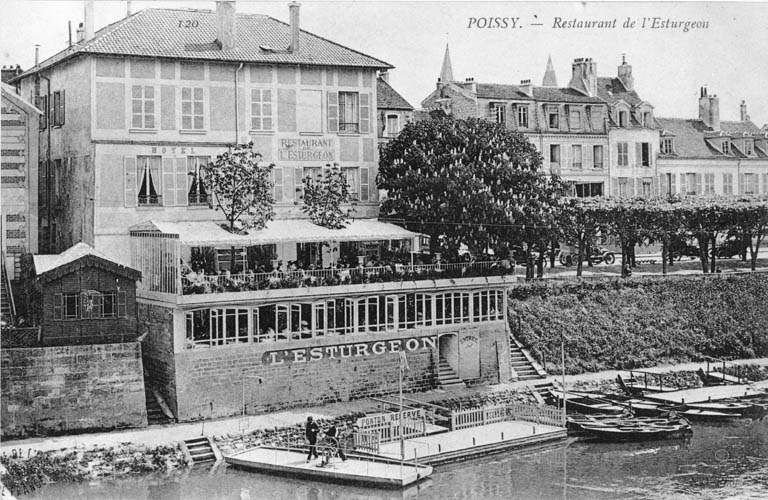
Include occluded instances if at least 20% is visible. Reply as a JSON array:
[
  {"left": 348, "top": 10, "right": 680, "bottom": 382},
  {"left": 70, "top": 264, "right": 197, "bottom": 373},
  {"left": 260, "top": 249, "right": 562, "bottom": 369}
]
[{"left": 305, "top": 416, "right": 320, "bottom": 462}]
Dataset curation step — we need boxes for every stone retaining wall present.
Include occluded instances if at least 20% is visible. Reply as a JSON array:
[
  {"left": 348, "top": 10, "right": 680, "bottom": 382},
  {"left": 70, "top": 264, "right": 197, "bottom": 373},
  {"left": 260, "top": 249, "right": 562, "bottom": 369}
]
[{"left": 0, "top": 343, "right": 147, "bottom": 439}]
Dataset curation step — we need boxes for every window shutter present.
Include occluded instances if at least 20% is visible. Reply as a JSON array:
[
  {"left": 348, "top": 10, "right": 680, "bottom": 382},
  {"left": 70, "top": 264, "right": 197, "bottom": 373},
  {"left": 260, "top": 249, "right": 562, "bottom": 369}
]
[
  {"left": 162, "top": 157, "right": 175, "bottom": 206},
  {"left": 284, "top": 165, "right": 295, "bottom": 202},
  {"left": 679, "top": 174, "right": 685, "bottom": 194},
  {"left": 670, "top": 174, "right": 676, "bottom": 195},
  {"left": 124, "top": 157, "right": 137, "bottom": 207},
  {"left": 327, "top": 91, "right": 338, "bottom": 132},
  {"left": 739, "top": 173, "right": 745, "bottom": 194},
  {"left": 60, "top": 90, "right": 65, "bottom": 126},
  {"left": 610, "top": 177, "right": 619, "bottom": 196},
  {"left": 175, "top": 158, "right": 188, "bottom": 206},
  {"left": 360, "top": 93, "right": 371, "bottom": 134},
  {"left": 294, "top": 166, "right": 304, "bottom": 201},
  {"left": 360, "top": 167, "right": 370, "bottom": 202},
  {"left": 53, "top": 293, "right": 63, "bottom": 320},
  {"left": 636, "top": 143, "right": 642, "bottom": 167},
  {"left": 696, "top": 173, "right": 703, "bottom": 195},
  {"left": 118, "top": 291, "right": 127, "bottom": 318},
  {"left": 648, "top": 143, "right": 653, "bottom": 166},
  {"left": 273, "top": 167, "right": 284, "bottom": 203}
]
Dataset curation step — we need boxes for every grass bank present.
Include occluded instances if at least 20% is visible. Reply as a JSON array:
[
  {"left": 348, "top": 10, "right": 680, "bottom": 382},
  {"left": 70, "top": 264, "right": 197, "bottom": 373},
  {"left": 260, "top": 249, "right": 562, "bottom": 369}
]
[{"left": 509, "top": 273, "right": 768, "bottom": 374}]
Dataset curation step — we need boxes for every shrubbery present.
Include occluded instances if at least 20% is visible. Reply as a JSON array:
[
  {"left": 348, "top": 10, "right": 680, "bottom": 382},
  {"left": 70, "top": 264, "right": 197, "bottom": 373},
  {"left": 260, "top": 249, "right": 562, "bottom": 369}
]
[{"left": 509, "top": 274, "right": 768, "bottom": 374}]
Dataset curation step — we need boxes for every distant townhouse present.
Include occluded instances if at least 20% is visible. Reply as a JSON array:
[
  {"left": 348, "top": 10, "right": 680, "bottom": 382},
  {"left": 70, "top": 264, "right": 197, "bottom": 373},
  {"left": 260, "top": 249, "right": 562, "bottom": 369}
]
[
  {"left": 421, "top": 48, "right": 659, "bottom": 197},
  {"left": 657, "top": 90, "right": 768, "bottom": 196},
  {"left": 376, "top": 70, "right": 414, "bottom": 144},
  {"left": 1, "top": 83, "right": 40, "bottom": 323},
  {"left": 12, "top": 2, "right": 514, "bottom": 422}
]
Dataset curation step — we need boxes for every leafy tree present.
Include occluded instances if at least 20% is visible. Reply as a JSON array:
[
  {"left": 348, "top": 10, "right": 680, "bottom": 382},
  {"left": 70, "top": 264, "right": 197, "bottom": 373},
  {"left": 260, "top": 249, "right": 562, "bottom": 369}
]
[
  {"left": 378, "top": 116, "right": 550, "bottom": 260},
  {"left": 301, "top": 163, "right": 353, "bottom": 229},
  {"left": 730, "top": 196, "right": 768, "bottom": 271},
  {"left": 557, "top": 198, "right": 604, "bottom": 277},
  {"left": 200, "top": 142, "right": 275, "bottom": 268}
]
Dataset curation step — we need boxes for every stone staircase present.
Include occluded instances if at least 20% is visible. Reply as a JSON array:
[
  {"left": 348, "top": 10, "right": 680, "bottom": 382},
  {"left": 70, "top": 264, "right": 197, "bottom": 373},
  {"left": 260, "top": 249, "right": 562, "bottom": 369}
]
[
  {"left": 1, "top": 257, "right": 15, "bottom": 324},
  {"left": 509, "top": 341, "right": 545, "bottom": 382},
  {"left": 182, "top": 437, "right": 218, "bottom": 464},
  {"left": 145, "top": 387, "right": 173, "bottom": 425},
  {"left": 436, "top": 355, "right": 466, "bottom": 389}
]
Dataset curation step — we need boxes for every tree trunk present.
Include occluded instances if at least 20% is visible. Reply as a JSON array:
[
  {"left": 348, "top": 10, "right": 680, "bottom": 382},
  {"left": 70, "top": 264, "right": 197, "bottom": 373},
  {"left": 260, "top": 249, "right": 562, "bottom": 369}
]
[
  {"left": 536, "top": 252, "right": 544, "bottom": 278},
  {"left": 661, "top": 239, "right": 668, "bottom": 275},
  {"left": 709, "top": 235, "right": 717, "bottom": 273},
  {"left": 576, "top": 239, "right": 584, "bottom": 277},
  {"left": 697, "top": 236, "right": 709, "bottom": 273},
  {"left": 549, "top": 239, "right": 557, "bottom": 269}
]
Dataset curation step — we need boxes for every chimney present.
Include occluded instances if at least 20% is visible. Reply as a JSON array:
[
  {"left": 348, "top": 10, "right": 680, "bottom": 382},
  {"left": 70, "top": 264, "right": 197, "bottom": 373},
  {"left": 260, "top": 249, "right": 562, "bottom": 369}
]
[
  {"left": 379, "top": 70, "right": 389, "bottom": 83},
  {"left": 617, "top": 54, "right": 634, "bottom": 91},
  {"left": 1, "top": 65, "right": 23, "bottom": 84},
  {"left": 519, "top": 79, "right": 533, "bottom": 98},
  {"left": 698, "top": 86, "right": 720, "bottom": 130},
  {"left": 289, "top": 2, "right": 300, "bottom": 53},
  {"left": 76, "top": 22, "right": 85, "bottom": 43},
  {"left": 463, "top": 77, "right": 476, "bottom": 94},
  {"left": 35, "top": 44, "right": 40, "bottom": 66},
  {"left": 740, "top": 100, "right": 750, "bottom": 122},
  {"left": 84, "top": 0, "right": 94, "bottom": 41},
  {"left": 215, "top": 1, "right": 237, "bottom": 50},
  {"left": 569, "top": 57, "right": 597, "bottom": 97}
]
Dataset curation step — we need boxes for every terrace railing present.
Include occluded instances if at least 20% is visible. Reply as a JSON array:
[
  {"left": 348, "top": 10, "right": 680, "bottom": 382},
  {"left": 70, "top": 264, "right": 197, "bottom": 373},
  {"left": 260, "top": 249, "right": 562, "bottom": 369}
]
[
  {"left": 181, "top": 260, "right": 514, "bottom": 295},
  {"left": 451, "top": 403, "right": 565, "bottom": 430}
]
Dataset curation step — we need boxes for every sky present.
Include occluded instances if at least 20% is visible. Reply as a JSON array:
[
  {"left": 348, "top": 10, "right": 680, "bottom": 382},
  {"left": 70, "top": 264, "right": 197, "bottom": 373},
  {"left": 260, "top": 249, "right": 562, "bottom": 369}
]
[{"left": 1, "top": 1, "right": 767, "bottom": 125}]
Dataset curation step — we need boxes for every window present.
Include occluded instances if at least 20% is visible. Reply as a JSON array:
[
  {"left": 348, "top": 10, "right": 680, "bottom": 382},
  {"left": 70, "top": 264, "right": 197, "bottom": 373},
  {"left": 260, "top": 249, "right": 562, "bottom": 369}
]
[
  {"left": 137, "top": 156, "right": 162, "bottom": 205},
  {"left": 642, "top": 178, "right": 653, "bottom": 197},
  {"left": 338, "top": 92, "right": 359, "bottom": 132},
  {"left": 343, "top": 167, "right": 359, "bottom": 199},
  {"left": 298, "top": 90, "right": 322, "bottom": 133},
  {"left": 131, "top": 85, "right": 155, "bottom": 129},
  {"left": 250, "top": 89, "right": 273, "bottom": 131},
  {"left": 492, "top": 104, "right": 505, "bottom": 125},
  {"left": 617, "top": 142, "right": 629, "bottom": 166},
  {"left": 745, "top": 140, "right": 754, "bottom": 155},
  {"left": 187, "top": 156, "right": 209, "bottom": 205},
  {"left": 686, "top": 173, "right": 698, "bottom": 195},
  {"left": 643, "top": 112, "right": 652, "bottom": 127},
  {"left": 575, "top": 182, "right": 603, "bottom": 197},
  {"left": 181, "top": 87, "right": 204, "bottom": 130},
  {"left": 661, "top": 137, "right": 674, "bottom": 154},
  {"left": 662, "top": 173, "right": 675, "bottom": 196},
  {"left": 63, "top": 293, "right": 80, "bottom": 319},
  {"left": 618, "top": 177, "right": 629, "bottom": 197},
  {"left": 723, "top": 173, "right": 734, "bottom": 195},
  {"left": 517, "top": 106, "right": 528, "bottom": 128},
  {"left": 618, "top": 110, "right": 628, "bottom": 127},
  {"left": 52, "top": 90, "right": 65, "bottom": 127},
  {"left": 572, "top": 145, "right": 582, "bottom": 169},
  {"left": 273, "top": 167, "right": 283, "bottom": 203},
  {"left": 704, "top": 173, "right": 715, "bottom": 194},
  {"left": 101, "top": 292, "right": 117, "bottom": 318},
  {"left": 593, "top": 145, "right": 604, "bottom": 169},
  {"left": 386, "top": 114, "right": 399, "bottom": 137},
  {"left": 549, "top": 144, "right": 561, "bottom": 171},
  {"left": 548, "top": 107, "right": 559, "bottom": 129},
  {"left": 37, "top": 94, "right": 48, "bottom": 130},
  {"left": 303, "top": 166, "right": 322, "bottom": 183},
  {"left": 743, "top": 173, "right": 757, "bottom": 194},
  {"left": 641, "top": 142, "right": 651, "bottom": 167},
  {"left": 570, "top": 110, "right": 581, "bottom": 131},
  {"left": 722, "top": 140, "right": 730, "bottom": 154}
]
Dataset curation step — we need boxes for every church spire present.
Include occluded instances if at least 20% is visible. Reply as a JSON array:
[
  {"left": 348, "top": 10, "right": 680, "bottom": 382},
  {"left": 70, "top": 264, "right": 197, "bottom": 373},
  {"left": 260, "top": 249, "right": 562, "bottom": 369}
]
[
  {"left": 542, "top": 55, "right": 557, "bottom": 87},
  {"left": 439, "top": 44, "right": 454, "bottom": 84}
]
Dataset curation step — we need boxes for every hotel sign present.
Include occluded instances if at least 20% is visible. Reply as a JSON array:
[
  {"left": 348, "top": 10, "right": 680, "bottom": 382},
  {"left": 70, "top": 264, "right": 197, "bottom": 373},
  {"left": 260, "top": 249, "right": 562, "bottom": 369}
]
[
  {"left": 278, "top": 138, "right": 334, "bottom": 161},
  {"left": 262, "top": 335, "right": 437, "bottom": 366}
]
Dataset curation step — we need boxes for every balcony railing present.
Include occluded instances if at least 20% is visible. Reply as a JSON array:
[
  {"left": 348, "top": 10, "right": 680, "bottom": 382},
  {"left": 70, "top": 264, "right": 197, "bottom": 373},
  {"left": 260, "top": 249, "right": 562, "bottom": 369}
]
[
  {"left": 181, "top": 260, "right": 514, "bottom": 295},
  {"left": 1, "top": 326, "right": 42, "bottom": 348}
]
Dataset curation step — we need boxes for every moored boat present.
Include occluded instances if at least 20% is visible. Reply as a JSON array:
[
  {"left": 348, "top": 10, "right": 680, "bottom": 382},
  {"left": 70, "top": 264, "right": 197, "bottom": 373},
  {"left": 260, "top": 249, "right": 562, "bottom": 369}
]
[
  {"left": 578, "top": 421, "right": 693, "bottom": 442},
  {"left": 548, "top": 389, "right": 627, "bottom": 415}
]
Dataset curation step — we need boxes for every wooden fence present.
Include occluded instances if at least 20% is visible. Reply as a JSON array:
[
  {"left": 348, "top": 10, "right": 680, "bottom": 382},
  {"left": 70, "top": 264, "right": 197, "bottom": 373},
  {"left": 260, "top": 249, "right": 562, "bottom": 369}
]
[
  {"left": 356, "top": 410, "right": 427, "bottom": 443},
  {"left": 0, "top": 327, "right": 41, "bottom": 348},
  {"left": 508, "top": 403, "right": 564, "bottom": 427},
  {"left": 450, "top": 403, "right": 565, "bottom": 430},
  {"left": 352, "top": 431, "right": 381, "bottom": 454},
  {"left": 450, "top": 404, "right": 508, "bottom": 430}
]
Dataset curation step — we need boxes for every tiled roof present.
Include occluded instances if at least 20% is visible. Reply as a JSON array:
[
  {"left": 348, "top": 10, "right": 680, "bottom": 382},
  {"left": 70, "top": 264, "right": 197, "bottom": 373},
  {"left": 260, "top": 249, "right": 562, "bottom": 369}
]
[
  {"left": 15, "top": 8, "right": 391, "bottom": 80},
  {"left": 475, "top": 83, "right": 604, "bottom": 103},
  {"left": 377, "top": 78, "right": 413, "bottom": 110},
  {"left": 657, "top": 117, "right": 738, "bottom": 158},
  {"left": 596, "top": 77, "right": 644, "bottom": 107},
  {"left": 721, "top": 120, "right": 762, "bottom": 136}
]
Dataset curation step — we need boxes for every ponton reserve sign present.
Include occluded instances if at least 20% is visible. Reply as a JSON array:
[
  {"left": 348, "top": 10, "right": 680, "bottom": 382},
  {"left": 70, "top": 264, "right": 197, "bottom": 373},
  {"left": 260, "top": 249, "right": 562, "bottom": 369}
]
[
  {"left": 278, "top": 138, "right": 334, "bottom": 161},
  {"left": 261, "top": 336, "right": 437, "bottom": 365}
]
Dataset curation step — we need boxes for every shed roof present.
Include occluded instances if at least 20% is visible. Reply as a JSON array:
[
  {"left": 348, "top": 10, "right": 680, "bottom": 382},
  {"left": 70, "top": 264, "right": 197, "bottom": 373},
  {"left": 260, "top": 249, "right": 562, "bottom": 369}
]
[{"left": 33, "top": 242, "right": 141, "bottom": 283}]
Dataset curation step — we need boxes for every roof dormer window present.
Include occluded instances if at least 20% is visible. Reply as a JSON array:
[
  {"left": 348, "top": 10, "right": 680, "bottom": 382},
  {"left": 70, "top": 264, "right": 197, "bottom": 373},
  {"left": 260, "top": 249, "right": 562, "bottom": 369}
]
[
  {"left": 722, "top": 139, "right": 730, "bottom": 154},
  {"left": 661, "top": 137, "right": 674, "bottom": 155},
  {"left": 618, "top": 110, "right": 628, "bottom": 127},
  {"left": 643, "top": 112, "right": 652, "bottom": 127},
  {"left": 745, "top": 140, "right": 754, "bottom": 155}
]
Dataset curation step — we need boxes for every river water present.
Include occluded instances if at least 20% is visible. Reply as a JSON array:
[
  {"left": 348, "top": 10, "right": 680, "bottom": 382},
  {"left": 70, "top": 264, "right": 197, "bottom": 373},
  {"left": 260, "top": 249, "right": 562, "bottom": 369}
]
[{"left": 22, "top": 420, "right": 768, "bottom": 500}]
